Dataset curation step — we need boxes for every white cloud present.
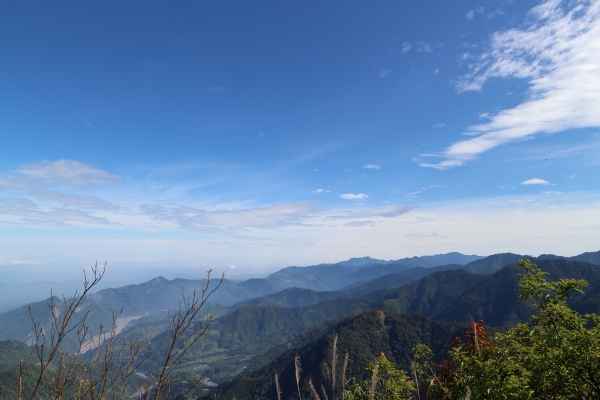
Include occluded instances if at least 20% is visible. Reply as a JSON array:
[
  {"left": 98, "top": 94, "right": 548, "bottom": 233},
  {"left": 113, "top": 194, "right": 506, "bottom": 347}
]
[
  {"left": 206, "top": 86, "right": 226, "bottom": 92},
  {"left": 142, "top": 202, "right": 316, "bottom": 231},
  {"left": 402, "top": 42, "right": 411, "bottom": 52},
  {"left": 522, "top": 178, "right": 550, "bottom": 185},
  {"left": 340, "top": 193, "right": 369, "bottom": 200},
  {"left": 423, "top": 0, "right": 600, "bottom": 169},
  {"left": 3, "top": 189, "right": 600, "bottom": 280},
  {"left": 466, "top": 7, "right": 484, "bottom": 20},
  {"left": 379, "top": 69, "right": 392, "bottom": 78},
  {"left": 0, "top": 255, "right": 41, "bottom": 265},
  {"left": 363, "top": 164, "right": 381, "bottom": 170},
  {"left": 487, "top": 9, "right": 505, "bottom": 19},
  {"left": 0, "top": 201, "right": 111, "bottom": 225},
  {"left": 406, "top": 190, "right": 423, "bottom": 199},
  {"left": 40, "top": 191, "right": 118, "bottom": 210},
  {"left": 432, "top": 123, "right": 446, "bottom": 128},
  {"left": 16, "top": 160, "right": 119, "bottom": 188},
  {"left": 313, "top": 189, "right": 324, "bottom": 193},
  {"left": 415, "top": 41, "right": 434, "bottom": 53}
]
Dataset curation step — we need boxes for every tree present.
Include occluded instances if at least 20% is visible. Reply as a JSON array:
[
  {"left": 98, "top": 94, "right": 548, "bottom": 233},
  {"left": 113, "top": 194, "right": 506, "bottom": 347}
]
[
  {"left": 347, "top": 353, "right": 416, "bottom": 400},
  {"left": 7, "top": 261, "right": 222, "bottom": 400},
  {"left": 414, "top": 259, "right": 600, "bottom": 399}
]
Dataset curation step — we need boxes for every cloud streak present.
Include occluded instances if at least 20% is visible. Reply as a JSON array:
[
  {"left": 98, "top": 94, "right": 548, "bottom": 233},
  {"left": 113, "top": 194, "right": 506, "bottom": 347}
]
[
  {"left": 141, "top": 202, "right": 317, "bottom": 232},
  {"left": 353, "top": 204, "right": 415, "bottom": 218},
  {"left": 363, "top": 164, "right": 381, "bottom": 170},
  {"left": 423, "top": 0, "right": 600, "bottom": 169},
  {"left": 17, "top": 160, "right": 120, "bottom": 188},
  {"left": 340, "top": 193, "right": 368, "bottom": 200}
]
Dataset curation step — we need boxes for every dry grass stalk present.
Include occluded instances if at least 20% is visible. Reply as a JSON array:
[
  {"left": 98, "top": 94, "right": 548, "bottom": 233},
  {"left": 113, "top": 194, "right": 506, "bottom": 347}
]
[
  {"left": 320, "top": 384, "right": 329, "bottom": 400},
  {"left": 341, "top": 353, "right": 349, "bottom": 400},
  {"left": 331, "top": 334, "right": 338, "bottom": 395},
  {"left": 308, "top": 377, "right": 321, "bottom": 400},
  {"left": 411, "top": 361, "right": 420, "bottom": 400},
  {"left": 369, "top": 363, "right": 379, "bottom": 400},
  {"left": 295, "top": 355, "right": 302, "bottom": 400},
  {"left": 275, "top": 372, "right": 282, "bottom": 400}
]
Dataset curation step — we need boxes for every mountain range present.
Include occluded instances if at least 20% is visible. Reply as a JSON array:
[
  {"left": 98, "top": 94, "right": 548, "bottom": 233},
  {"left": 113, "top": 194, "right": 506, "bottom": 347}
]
[{"left": 1, "top": 250, "right": 599, "bottom": 397}]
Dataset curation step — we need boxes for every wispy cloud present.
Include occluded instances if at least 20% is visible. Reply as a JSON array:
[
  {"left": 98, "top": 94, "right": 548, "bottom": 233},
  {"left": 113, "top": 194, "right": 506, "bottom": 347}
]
[
  {"left": 432, "top": 123, "right": 446, "bottom": 128},
  {"left": 0, "top": 201, "right": 111, "bottom": 225},
  {"left": 16, "top": 160, "right": 119, "bottom": 188},
  {"left": 345, "top": 220, "right": 375, "bottom": 227},
  {"left": 39, "top": 191, "right": 119, "bottom": 210},
  {"left": 487, "top": 9, "right": 505, "bottom": 19},
  {"left": 406, "top": 190, "right": 423, "bottom": 199},
  {"left": 378, "top": 69, "right": 392, "bottom": 78},
  {"left": 423, "top": 0, "right": 600, "bottom": 169},
  {"left": 353, "top": 204, "right": 414, "bottom": 218},
  {"left": 0, "top": 255, "right": 41, "bottom": 265},
  {"left": 466, "top": 7, "right": 484, "bottom": 20},
  {"left": 141, "top": 202, "right": 316, "bottom": 232},
  {"left": 415, "top": 41, "right": 434, "bottom": 53},
  {"left": 340, "top": 193, "right": 368, "bottom": 200},
  {"left": 522, "top": 178, "right": 550, "bottom": 185},
  {"left": 363, "top": 164, "right": 381, "bottom": 170},
  {"left": 402, "top": 42, "right": 411, "bottom": 53}
]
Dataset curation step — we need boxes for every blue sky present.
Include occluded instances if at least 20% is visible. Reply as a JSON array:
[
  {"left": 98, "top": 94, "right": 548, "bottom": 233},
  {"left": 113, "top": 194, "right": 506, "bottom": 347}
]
[{"left": 1, "top": 0, "right": 600, "bottom": 284}]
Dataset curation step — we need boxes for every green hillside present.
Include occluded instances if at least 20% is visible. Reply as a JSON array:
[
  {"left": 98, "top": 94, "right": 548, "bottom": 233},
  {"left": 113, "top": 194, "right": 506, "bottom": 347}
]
[{"left": 202, "top": 311, "right": 463, "bottom": 400}]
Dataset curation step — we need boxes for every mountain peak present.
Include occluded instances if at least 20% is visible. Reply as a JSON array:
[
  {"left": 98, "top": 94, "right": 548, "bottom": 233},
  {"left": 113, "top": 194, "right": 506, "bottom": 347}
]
[{"left": 336, "top": 257, "right": 391, "bottom": 267}]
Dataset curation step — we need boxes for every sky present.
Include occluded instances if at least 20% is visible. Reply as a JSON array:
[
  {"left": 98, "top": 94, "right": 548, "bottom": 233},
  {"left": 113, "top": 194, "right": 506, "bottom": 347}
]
[{"left": 1, "top": 0, "right": 600, "bottom": 285}]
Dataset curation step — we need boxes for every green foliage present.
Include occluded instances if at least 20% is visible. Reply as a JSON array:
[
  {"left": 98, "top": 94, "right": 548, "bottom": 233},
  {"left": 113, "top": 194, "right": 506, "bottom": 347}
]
[
  {"left": 347, "top": 353, "right": 416, "bottom": 400},
  {"left": 412, "top": 259, "right": 600, "bottom": 399}
]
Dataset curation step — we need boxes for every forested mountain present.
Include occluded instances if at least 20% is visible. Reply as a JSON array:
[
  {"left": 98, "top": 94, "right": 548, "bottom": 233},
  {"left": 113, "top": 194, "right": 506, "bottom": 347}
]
[
  {"left": 122, "top": 259, "right": 600, "bottom": 385},
  {"left": 201, "top": 311, "right": 463, "bottom": 400},
  {"left": 233, "top": 264, "right": 464, "bottom": 310},
  {"left": 201, "top": 258, "right": 600, "bottom": 397},
  {"left": 0, "top": 340, "right": 39, "bottom": 398},
  {"left": 1, "top": 251, "right": 599, "bottom": 396},
  {"left": 439, "top": 258, "right": 600, "bottom": 329}
]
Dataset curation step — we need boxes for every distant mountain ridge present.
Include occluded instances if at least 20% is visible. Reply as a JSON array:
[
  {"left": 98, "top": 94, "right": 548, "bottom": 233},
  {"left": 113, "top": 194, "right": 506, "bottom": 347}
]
[
  {"left": 270, "top": 252, "right": 483, "bottom": 278},
  {"left": 1, "top": 251, "right": 600, "bottom": 390}
]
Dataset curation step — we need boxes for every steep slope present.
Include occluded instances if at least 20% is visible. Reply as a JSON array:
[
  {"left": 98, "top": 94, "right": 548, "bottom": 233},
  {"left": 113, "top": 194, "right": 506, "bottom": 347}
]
[
  {"left": 343, "top": 264, "right": 464, "bottom": 293},
  {"left": 372, "top": 269, "right": 487, "bottom": 316},
  {"left": 202, "top": 311, "right": 463, "bottom": 400},
  {"left": 0, "top": 340, "right": 32, "bottom": 372},
  {"left": 434, "top": 259, "right": 600, "bottom": 329},
  {"left": 0, "top": 340, "right": 39, "bottom": 399}
]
